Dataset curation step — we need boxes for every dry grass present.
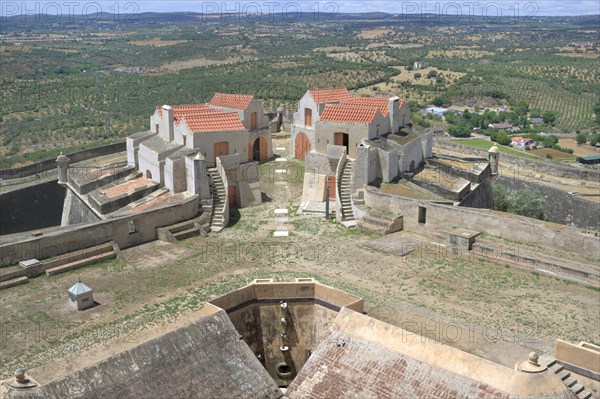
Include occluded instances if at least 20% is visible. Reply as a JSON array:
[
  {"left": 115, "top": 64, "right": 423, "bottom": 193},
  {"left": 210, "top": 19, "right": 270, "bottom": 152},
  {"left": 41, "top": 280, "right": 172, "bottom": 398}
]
[
  {"left": 128, "top": 39, "right": 187, "bottom": 47},
  {"left": 161, "top": 56, "right": 242, "bottom": 71},
  {"left": 359, "top": 28, "right": 393, "bottom": 39},
  {"left": 558, "top": 139, "right": 600, "bottom": 157}
]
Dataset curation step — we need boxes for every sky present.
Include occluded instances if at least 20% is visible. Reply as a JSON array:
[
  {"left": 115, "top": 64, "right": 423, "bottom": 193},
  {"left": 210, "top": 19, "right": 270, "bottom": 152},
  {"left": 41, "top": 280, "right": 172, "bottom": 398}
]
[{"left": 1, "top": 1, "right": 599, "bottom": 17}]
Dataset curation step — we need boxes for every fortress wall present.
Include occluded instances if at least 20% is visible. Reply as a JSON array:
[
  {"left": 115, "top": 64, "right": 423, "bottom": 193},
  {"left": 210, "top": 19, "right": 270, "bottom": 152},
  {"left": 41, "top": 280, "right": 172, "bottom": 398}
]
[
  {"left": 459, "top": 179, "right": 494, "bottom": 209},
  {"left": 434, "top": 139, "right": 600, "bottom": 181},
  {"left": 61, "top": 189, "right": 100, "bottom": 226},
  {"left": 363, "top": 186, "right": 599, "bottom": 257},
  {"left": 0, "top": 196, "right": 199, "bottom": 267},
  {"left": 0, "top": 180, "right": 65, "bottom": 235},
  {"left": 493, "top": 174, "right": 600, "bottom": 230},
  {"left": 0, "top": 143, "right": 125, "bottom": 180}
]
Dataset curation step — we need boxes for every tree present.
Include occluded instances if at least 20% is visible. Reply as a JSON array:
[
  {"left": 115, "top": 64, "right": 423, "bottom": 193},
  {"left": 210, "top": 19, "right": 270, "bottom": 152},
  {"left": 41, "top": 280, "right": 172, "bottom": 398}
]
[
  {"left": 495, "top": 131, "right": 512, "bottom": 145},
  {"left": 542, "top": 135, "right": 559, "bottom": 148},
  {"left": 542, "top": 111, "right": 557, "bottom": 126},
  {"left": 509, "top": 189, "right": 545, "bottom": 220},
  {"left": 432, "top": 97, "right": 450, "bottom": 107},
  {"left": 414, "top": 73, "right": 422, "bottom": 80},
  {"left": 594, "top": 102, "right": 600, "bottom": 125},
  {"left": 590, "top": 133, "right": 600, "bottom": 147},
  {"left": 427, "top": 70, "right": 438, "bottom": 79},
  {"left": 576, "top": 132, "right": 589, "bottom": 144},
  {"left": 492, "top": 184, "right": 510, "bottom": 212},
  {"left": 448, "top": 125, "right": 471, "bottom": 137}
]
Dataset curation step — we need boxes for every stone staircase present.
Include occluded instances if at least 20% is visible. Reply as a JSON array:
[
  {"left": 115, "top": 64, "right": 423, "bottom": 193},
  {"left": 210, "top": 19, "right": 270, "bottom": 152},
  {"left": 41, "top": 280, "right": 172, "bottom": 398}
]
[
  {"left": 338, "top": 159, "right": 355, "bottom": 224},
  {"left": 357, "top": 213, "right": 404, "bottom": 236},
  {"left": 539, "top": 355, "right": 593, "bottom": 399},
  {"left": 156, "top": 216, "right": 211, "bottom": 243},
  {"left": 44, "top": 242, "right": 117, "bottom": 276},
  {"left": 208, "top": 168, "right": 227, "bottom": 231}
]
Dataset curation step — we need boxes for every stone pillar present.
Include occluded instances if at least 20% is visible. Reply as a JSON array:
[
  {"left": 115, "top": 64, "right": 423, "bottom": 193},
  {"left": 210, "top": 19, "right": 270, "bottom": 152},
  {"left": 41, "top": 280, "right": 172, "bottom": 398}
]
[
  {"left": 185, "top": 152, "right": 211, "bottom": 199},
  {"left": 488, "top": 144, "right": 500, "bottom": 175},
  {"left": 56, "top": 153, "right": 69, "bottom": 185}
]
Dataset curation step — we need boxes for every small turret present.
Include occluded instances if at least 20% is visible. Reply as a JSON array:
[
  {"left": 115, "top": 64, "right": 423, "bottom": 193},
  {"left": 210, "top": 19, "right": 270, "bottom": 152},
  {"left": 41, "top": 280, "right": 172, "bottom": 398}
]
[
  {"left": 488, "top": 144, "right": 500, "bottom": 175},
  {"left": 56, "top": 152, "right": 69, "bottom": 185}
]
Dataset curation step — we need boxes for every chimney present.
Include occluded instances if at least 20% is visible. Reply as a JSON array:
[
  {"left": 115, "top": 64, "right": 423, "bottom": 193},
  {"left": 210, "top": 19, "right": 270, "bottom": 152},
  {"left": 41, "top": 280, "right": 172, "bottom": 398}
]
[
  {"left": 388, "top": 97, "right": 400, "bottom": 133},
  {"left": 160, "top": 105, "right": 174, "bottom": 142}
]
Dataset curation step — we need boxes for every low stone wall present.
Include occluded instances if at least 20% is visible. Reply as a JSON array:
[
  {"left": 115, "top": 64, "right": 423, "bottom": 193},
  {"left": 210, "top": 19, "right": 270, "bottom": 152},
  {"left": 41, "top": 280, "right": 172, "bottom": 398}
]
[
  {"left": 0, "top": 195, "right": 199, "bottom": 267},
  {"left": 434, "top": 139, "right": 600, "bottom": 181},
  {"left": 0, "top": 142, "right": 125, "bottom": 180},
  {"left": 555, "top": 339, "right": 600, "bottom": 380},
  {"left": 363, "top": 185, "right": 600, "bottom": 257}
]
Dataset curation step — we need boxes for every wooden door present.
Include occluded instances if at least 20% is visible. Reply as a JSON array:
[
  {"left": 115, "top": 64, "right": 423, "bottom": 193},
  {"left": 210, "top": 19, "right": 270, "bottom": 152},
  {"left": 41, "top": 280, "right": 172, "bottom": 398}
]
[
  {"left": 327, "top": 176, "right": 336, "bottom": 199},
  {"left": 228, "top": 185, "right": 237, "bottom": 208},
  {"left": 250, "top": 112, "right": 258, "bottom": 130},
  {"left": 294, "top": 133, "right": 311, "bottom": 161},
  {"left": 214, "top": 141, "right": 229, "bottom": 163}
]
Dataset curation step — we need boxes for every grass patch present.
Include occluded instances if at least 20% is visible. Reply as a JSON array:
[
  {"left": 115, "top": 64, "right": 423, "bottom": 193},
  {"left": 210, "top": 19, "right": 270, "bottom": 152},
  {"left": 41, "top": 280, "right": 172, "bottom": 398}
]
[{"left": 457, "top": 139, "right": 540, "bottom": 160}]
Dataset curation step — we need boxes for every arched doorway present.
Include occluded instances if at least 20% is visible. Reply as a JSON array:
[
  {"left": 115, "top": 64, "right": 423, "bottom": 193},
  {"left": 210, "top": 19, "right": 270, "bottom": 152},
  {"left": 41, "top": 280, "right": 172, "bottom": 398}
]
[
  {"left": 252, "top": 136, "right": 268, "bottom": 162},
  {"left": 145, "top": 170, "right": 152, "bottom": 179},
  {"left": 295, "top": 132, "right": 311, "bottom": 161}
]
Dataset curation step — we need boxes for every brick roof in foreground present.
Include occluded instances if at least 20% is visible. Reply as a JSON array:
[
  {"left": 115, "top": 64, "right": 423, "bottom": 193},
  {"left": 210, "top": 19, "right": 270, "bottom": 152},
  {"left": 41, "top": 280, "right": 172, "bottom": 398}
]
[
  {"left": 319, "top": 105, "right": 380, "bottom": 124},
  {"left": 285, "top": 329, "right": 513, "bottom": 399},
  {"left": 208, "top": 93, "right": 255, "bottom": 109},
  {"left": 308, "top": 88, "right": 353, "bottom": 104}
]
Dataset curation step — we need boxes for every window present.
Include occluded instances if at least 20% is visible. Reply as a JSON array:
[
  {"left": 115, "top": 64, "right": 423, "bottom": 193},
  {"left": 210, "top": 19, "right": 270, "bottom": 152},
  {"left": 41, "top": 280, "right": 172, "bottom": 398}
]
[
  {"left": 418, "top": 207, "right": 427, "bottom": 224},
  {"left": 128, "top": 220, "right": 138, "bottom": 234},
  {"left": 305, "top": 108, "right": 312, "bottom": 127}
]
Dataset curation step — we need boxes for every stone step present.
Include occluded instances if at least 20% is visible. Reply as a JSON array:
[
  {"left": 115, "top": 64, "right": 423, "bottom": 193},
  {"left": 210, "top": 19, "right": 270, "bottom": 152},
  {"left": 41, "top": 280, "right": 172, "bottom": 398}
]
[
  {"left": 45, "top": 252, "right": 116, "bottom": 276},
  {"left": 570, "top": 384, "right": 584, "bottom": 395},
  {"left": 556, "top": 370, "right": 570, "bottom": 381},
  {"left": 173, "top": 227, "right": 200, "bottom": 241},
  {"left": 550, "top": 363, "right": 564, "bottom": 373},
  {"left": 358, "top": 221, "right": 385, "bottom": 235},
  {"left": 564, "top": 377, "right": 577, "bottom": 388},
  {"left": 578, "top": 390, "right": 592, "bottom": 399},
  {"left": 363, "top": 214, "right": 393, "bottom": 228},
  {"left": 0, "top": 276, "right": 28, "bottom": 290}
]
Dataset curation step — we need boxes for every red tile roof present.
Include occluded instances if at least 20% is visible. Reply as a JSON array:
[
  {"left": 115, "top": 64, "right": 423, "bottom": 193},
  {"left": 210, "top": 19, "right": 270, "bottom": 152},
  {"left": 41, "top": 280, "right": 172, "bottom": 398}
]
[
  {"left": 320, "top": 105, "right": 380, "bottom": 124},
  {"left": 308, "top": 88, "right": 352, "bottom": 104},
  {"left": 182, "top": 112, "right": 245, "bottom": 133},
  {"left": 208, "top": 93, "right": 254, "bottom": 109},
  {"left": 342, "top": 97, "right": 391, "bottom": 117},
  {"left": 156, "top": 104, "right": 209, "bottom": 118}
]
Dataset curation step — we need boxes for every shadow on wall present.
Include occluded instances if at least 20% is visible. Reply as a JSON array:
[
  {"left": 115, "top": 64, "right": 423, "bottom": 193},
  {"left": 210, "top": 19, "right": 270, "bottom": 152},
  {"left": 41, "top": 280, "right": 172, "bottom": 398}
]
[{"left": 0, "top": 181, "right": 66, "bottom": 235}]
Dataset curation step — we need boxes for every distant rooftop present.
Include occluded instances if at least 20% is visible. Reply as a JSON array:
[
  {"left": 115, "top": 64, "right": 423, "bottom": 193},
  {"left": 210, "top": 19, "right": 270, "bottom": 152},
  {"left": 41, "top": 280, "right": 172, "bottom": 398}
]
[
  {"left": 308, "top": 87, "right": 352, "bottom": 104},
  {"left": 208, "top": 93, "right": 255, "bottom": 109}
]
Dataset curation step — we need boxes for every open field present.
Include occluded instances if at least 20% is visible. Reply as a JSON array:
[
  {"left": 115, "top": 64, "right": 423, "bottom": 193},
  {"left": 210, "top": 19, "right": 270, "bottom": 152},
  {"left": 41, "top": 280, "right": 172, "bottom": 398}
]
[
  {"left": 559, "top": 139, "right": 600, "bottom": 157},
  {"left": 128, "top": 39, "right": 188, "bottom": 47},
  {"left": 529, "top": 148, "right": 574, "bottom": 159},
  {"left": 452, "top": 139, "right": 540, "bottom": 160}
]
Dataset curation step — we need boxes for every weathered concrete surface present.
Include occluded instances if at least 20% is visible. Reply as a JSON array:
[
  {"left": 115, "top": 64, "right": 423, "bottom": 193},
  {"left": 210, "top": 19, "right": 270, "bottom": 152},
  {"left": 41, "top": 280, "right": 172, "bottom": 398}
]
[
  {"left": 2, "top": 309, "right": 283, "bottom": 399},
  {"left": 61, "top": 189, "right": 100, "bottom": 226}
]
